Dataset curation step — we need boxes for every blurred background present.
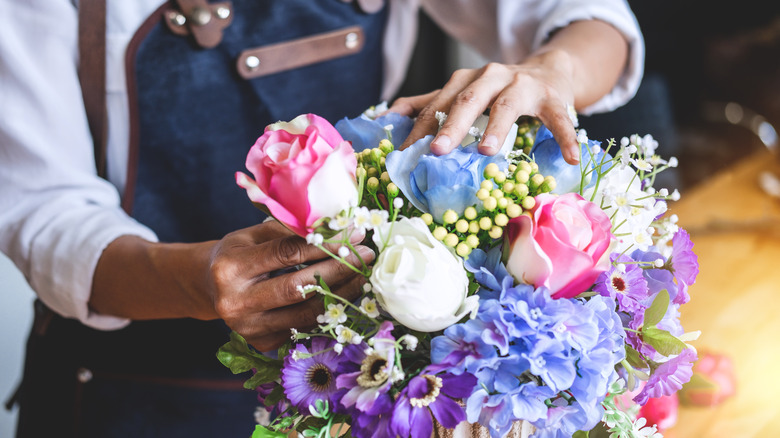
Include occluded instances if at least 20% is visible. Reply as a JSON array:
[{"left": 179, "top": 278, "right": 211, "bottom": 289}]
[{"left": 2, "top": 2, "right": 779, "bottom": 436}]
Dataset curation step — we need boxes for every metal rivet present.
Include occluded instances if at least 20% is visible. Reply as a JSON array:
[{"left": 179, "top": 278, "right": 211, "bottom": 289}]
[
  {"left": 215, "top": 6, "right": 231, "bottom": 20},
  {"left": 76, "top": 367, "right": 93, "bottom": 383},
  {"left": 245, "top": 55, "right": 261, "bottom": 70},
  {"left": 345, "top": 32, "right": 359, "bottom": 49},
  {"left": 168, "top": 11, "right": 187, "bottom": 27},
  {"left": 190, "top": 7, "right": 212, "bottom": 26}
]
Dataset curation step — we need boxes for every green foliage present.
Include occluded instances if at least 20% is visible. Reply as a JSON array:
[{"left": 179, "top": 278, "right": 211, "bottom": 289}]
[
  {"left": 624, "top": 345, "right": 647, "bottom": 370},
  {"left": 573, "top": 430, "right": 590, "bottom": 438},
  {"left": 251, "top": 425, "right": 288, "bottom": 438},
  {"left": 216, "top": 331, "right": 283, "bottom": 389},
  {"left": 643, "top": 290, "right": 669, "bottom": 327},
  {"left": 642, "top": 326, "right": 687, "bottom": 356}
]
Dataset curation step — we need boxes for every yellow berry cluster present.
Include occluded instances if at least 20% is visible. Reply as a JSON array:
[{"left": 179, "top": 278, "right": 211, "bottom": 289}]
[
  {"left": 424, "top": 160, "right": 556, "bottom": 258},
  {"left": 355, "top": 139, "right": 402, "bottom": 211},
  {"left": 514, "top": 116, "right": 541, "bottom": 156}
]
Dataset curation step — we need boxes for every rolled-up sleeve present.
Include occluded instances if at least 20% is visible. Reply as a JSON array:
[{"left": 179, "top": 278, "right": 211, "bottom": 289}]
[
  {"left": 421, "top": 0, "right": 645, "bottom": 114},
  {"left": 0, "top": 0, "right": 156, "bottom": 330}
]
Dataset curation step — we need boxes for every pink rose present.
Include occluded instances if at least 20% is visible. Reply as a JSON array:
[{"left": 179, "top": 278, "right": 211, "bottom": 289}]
[
  {"left": 236, "top": 114, "right": 358, "bottom": 237},
  {"left": 505, "top": 193, "right": 613, "bottom": 299},
  {"left": 679, "top": 352, "right": 736, "bottom": 407}
]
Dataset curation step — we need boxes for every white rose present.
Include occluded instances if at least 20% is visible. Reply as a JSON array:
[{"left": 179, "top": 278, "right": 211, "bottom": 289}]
[{"left": 369, "top": 217, "right": 478, "bottom": 332}]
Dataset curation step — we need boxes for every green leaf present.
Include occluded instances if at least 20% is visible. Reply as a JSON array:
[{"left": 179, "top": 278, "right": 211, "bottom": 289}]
[
  {"left": 573, "top": 430, "right": 590, "bottom": 438},
  {"left": 251, "top": 425, "right": 287, "bottom": 438},
  {"left": 217, "top": 331, "right": 283, "bottom": 383},
  {"left": 625, "top": 345, "right": 647, "bottom": 370},
  {"left": 243, "top": 367, "right": 280, "bottom": 390},
  {"left": 263, "top": 384, "right": 286, "bottom": 408},
  {"left": 642, "top": 327, "right": 687, "bottom": 356},
  {"left": 643, "top": 290, "right": 670, "bottom": 327}
]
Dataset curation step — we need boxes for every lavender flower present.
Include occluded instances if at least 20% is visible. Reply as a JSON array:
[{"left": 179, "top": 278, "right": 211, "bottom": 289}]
[
  {"left": 280, "top": 337, "right": 344, "bottom": 412},
  {"left": 594, "top": 254, "right": 649, "bottom": 313},
  {"left": 391, "top": 368, "right": 477, "bottom": 438},
  {"left": 669, "top": 229, "right": 699, "bottom": 304},
  {"left": 349, "top": 393, "right": 396, "bottom": 438},
  {"left": 634, "top": 348, "right": 698, "bottom": 405},
  {"left": 336, "top": 321, "right": 397, "bottom": 413}
]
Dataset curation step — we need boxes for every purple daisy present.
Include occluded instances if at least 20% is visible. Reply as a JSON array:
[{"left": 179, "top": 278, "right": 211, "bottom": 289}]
[
  {"left": 336, "top": 321, "right": 397, "bottom": 413},
  {"left": 280, "top": 336, "right": 344, "bottom": 412},
  {"left": 391, "top": 368, "right": 477, "bottom": 438},
  {"left": 670, "top": 229, "right": 698, "bottom": 304},
  {"left": 634, "top": 347, "right": 697, "bottom": 405},
  {"left": 350, "top": 393, "right": 396, "bottom": 438},
  {"left": 594, "top": 254, "right": 649, "bottom": 313}
]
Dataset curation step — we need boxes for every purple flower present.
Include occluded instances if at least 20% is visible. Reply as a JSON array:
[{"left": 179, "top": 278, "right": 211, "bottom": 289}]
[
  {"left": 463, "top": 247, "right": 513, "bottom": 299},
  {"left": 532, "top": 401, "right": 590, "bottom": 438},
  {"left": 336, "top": 321, "right": 396, "bottom": 413},
  {"left": 594, "top": 254, "right": 649, "bottom": 313},
  {"left": 350, "top": 393, "right": 396, "bottom": 438},
  {"left": 431, "top": 321, "right": 499, "bottom": 375},
  {"left": 634, "top": 348, "right": 698, "bottom": 405},
  {"left": 280, "top": 337, "right": 344, "bottom": 412},
  {"left": 670, "top": 229, "right": 698, "bottom": 304},
  {"left": 521, "top": 336, "right": 576, "bottom": 393},
  {"left": 391, "top": 368, "right": 477, "bottom": 438},
  {"left": 255, "top": 381, "right": 288, "bottom": 414}
]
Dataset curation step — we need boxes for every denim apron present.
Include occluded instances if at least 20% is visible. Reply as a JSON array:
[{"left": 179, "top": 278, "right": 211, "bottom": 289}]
[{"left": 15, "top": 1, "right": 386, "bottom": 436}]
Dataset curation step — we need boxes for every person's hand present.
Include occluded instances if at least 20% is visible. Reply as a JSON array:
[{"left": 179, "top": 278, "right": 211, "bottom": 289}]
[
  {"left": 91, "top": 220, "right": 374, "bottom": 352},
  {"left": 207, "top": 220, "right": 374, "bottom": 350},
  {"left": 387, "top": 50, "right": 581, "bottom": 164}
]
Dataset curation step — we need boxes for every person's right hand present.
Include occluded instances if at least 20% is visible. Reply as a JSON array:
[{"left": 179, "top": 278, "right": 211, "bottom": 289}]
[
  {"left": 91, "top": 220, "right": 374, "bottom": 352},
  {"left": 206, "top": 220, "right": 374, "bottom": 350}
]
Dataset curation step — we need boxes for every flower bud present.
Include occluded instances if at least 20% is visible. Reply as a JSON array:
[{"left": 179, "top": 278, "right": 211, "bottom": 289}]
[
  {"left": 529, "top": 173, "right": 545, "bottom": 190},
  {"left": 521, "top": 196, "right": 536, "bottom": 210},
  {"left": 356, "top": 166, "right": 367, "bottom": 179},
  {"left": 506, "top": 203, "right": 522, "bottom": 218},
  {"left": 494, "top": 213, "right": 509, "bottom": 227},
  {"left": 514, "top": 170, "right": 530, "bottom": 184},
  {"left": 468, "top": 221, "right": 480, "bottom": 234},
  {"left": 540, "top": 176, "right": 557, "bottom": 193},
  {"left": 366, "top": 177, "right": 380, "bottom": 193},
  {"left": 513, "top": 184, "right": 529, "bottom": 199},
  {"left": 464, "top": 206, "right": 478, "bottom": 220},
  {"left": 455, "top": 219, "right": 469, "bottom": 234},
  {"left": 367, "top": 167, "right": 379, "bottom": 178},
  {"left": 465, "top": 234, "right": 480, "bottom": 248},
  {"left": 497, "top": 197, "right": 509, "bottom": 209},
  {"left": 386, "top": 183, "right": 399, "bottom": 198},
  {"left": 479, "top": 217, "right": 492, "bottom": 231},
  {"left": 380, "top": 171, "right": 391, "bottom": 185},
  {"left": 484, "top": 163, "right": 500, "bottom": 178},
  {"left": 442, "top": 209, "right": 458, "bottom": 225},
  {"left": 421, "top": 213, "right": 433, "bottom": 226},
  {"left": 379, "top": 139, "right": 394, "bottom": 154},
  {"left": 432, "top": 226, "right": 448, "bottom": 241},
  {"left": 444, "top": 233, "right": 459, "bottom": 248},
  {"left": 480, "top": 180, "right": 494, "bottom": 191},
  {"left": 483, "top": 196, "right": 498, "bottom": 212},
  {"left": 488, "top": 225, "right": 503, "bottom": 239},
  {"left": 476, "top": 188, "right": 490, "bottom": 200},
  {"left": 491, "top": 189, "right": 504, "bottom": 199},
  {"left": 370, "top": 148, "right": 382, "bottom": 162},
  {"left": 456, "top": 242, "right": 471, "bottom": 257},
  {"left": 494, "top": 172, "right": 506, "bottom": 184},
  {"left": 502, "top": 182, "right": 515, "bottom": 194}
]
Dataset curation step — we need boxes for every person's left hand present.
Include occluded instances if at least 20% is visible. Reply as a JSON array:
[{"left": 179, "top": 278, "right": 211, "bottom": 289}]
[{"left": 386, "top": 51, "right": 581, "bottom": 165}]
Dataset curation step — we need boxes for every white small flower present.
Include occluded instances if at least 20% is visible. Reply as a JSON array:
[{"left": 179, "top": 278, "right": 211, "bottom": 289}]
[
  {"left": 668, "top": 156, "right": 679, "bottom": 168},
  {"left": 658, "top": 188, "right": 669, "bottom": 197},
  {"left": 369, "top": 209, "right": 389, "bottom": 228},
  {"left": 654, "top": 258, "right": 665, "bottom": 268},
  {"left": 576, "top": 129, "right": 588, "bottom": 144},
  {"left": 333, "top": 343, "right": 344, "bottom": 354},
  {"left": 362, "top": 283, "right": 372, "bottom": 293},
  {"left": 338, "top": 246, "right": 350, "bottom": 258},
  {"left": 306, "top": 233, "right": 324, "bottom": 246},
  {"left": 400, "top": 334, "right": 419, "bottom": 351},
  {"left": 390, "top": 367, "right": 405, "bottom": 383},
  {"left": 360, "top": 297, "right": 380, "bottom": 318},
  {"left": 384, "top": 124, "right": 394, "bottom": 132},
  {"left": 393, "top": 197, "right": 404, "bottom": 209},
  {"left": 352, "top": 207, "right": 372, "bottom": 231},
  {"left": 567, "top": 103, "right": 579, "bottom": 127},
  {"left": 670, "top": 189, "right": 681, "bottom": 201},
  {"left": 290, "top": 328, "right": 299, "bottom": 340},
  {"left": 329, "top": 214, "right": 352, "bottom": 231},
  {"left": 291, "top": 350, "right": 301, "bottom": 361},
  {"left": 316, "top": 303, "right": 347, "bottom": 325},
  {"left": 620, "top": 137, "right": 630, "bottom": 147},
  {"left": 335, "top": 325, "right": 363, "bottom": 345},
  {"left": 435, "top": 111, "right": 447, "bottom": 127},
  {"left": 631, "top": 158, "right": 653, "bottom": 172},
  {"left": 468, "top": 126, "right": 481, "bottom": 138}
]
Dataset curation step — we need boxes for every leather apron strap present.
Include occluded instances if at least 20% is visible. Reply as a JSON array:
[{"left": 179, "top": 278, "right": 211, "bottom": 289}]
[{"left": 78, "top": 0, "right": 108, "bottom": 179}]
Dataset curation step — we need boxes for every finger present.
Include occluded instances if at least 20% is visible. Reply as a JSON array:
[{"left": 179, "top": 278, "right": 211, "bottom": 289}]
[
  {"left": 240, "top": 274, "right": 368, "bottom": 350},
  {"left": 433, "top": 72, "right": 509, "bottom": 155},
  {"left": 537, "top": 101, "right": 579, "bottom": 165},
  {"left": 400, "top": 69, "right": 480, "bottom": 151},
  {"left": 241, "top": 219, "right": 296, "bottom": 244},
  {"left": 480, "top": 87, "right": 527, "bottom": 155},
  {"left": 384, "top": 90, "right": 439, "bottom": 117},
  {"left": 245, "top": 244, "right": 374, "bottom": 311}
]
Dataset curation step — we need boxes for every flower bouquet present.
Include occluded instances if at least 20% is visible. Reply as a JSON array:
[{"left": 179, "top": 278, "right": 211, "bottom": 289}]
[{"left": 220, "top": 105, "right": 700, "bottom": 438}]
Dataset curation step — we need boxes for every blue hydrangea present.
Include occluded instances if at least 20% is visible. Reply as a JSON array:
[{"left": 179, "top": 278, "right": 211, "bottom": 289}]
[
  {"left": 334, "top": 112, "right": 414, "bottom": 152},
  {"left": 531, "top": 125, "right": 608, "bottom": 194}
]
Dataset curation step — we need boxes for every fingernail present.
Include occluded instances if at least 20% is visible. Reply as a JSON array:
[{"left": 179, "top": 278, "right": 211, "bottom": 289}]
[
  {"left": 568, "top": 146, "right": 580, "bottom": 164},
  {"left": 431, "top": 135, "right": 451, "bottom": 153},
  {"left": 480, "top": 134, "right": 498, "bottom": 154}
]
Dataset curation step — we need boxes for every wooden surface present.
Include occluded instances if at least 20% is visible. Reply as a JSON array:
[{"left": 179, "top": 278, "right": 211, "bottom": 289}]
[{"left": 667, "top": 149, "right": 780, "bottom": 438}]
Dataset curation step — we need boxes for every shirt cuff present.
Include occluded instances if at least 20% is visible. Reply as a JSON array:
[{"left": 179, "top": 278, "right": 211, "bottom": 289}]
[
  {"left": 533, "top": 1, "right": 645, "bottom": 115},
  {"left": 30, "top": 205, "right": 158, "bottom": 331}
]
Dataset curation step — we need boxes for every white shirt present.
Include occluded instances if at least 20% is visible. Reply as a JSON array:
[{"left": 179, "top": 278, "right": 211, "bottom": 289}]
[{"left": 0, "top": 0, "right": 643, "bottom": 329}]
